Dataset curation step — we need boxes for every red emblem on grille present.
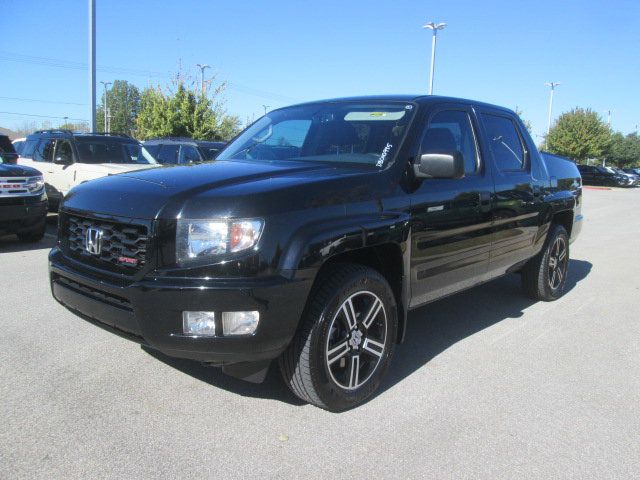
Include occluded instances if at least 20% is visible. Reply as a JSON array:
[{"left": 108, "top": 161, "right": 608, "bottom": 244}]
[{"left": 118, "top": 256, "right": 138, "bottom": 265}]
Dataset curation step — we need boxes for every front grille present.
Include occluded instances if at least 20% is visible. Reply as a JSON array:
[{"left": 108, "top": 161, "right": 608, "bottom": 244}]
[{"left": 66, "top": 215, "right": 149, "bottom": 274}]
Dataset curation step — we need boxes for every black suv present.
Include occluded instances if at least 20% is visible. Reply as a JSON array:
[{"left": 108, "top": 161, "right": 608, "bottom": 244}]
[
  {"left": 577, "top": 164, "right": 630, "bottom": 187},
  {"left": 1, "top": 145, "right": 48, "bottom": 242},
  {"left": 143, "top": 138, "right": 226, "bottom": 165}
]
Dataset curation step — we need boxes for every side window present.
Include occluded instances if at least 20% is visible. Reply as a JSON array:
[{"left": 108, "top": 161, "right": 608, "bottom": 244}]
[
  {"left": 421, "top": 110, "right": 479, "bottom": 175},
  {"left": 144, "top": 144, "right": 160, "bottom": 159},
  {"left": 481, "top": 114, "right": 526, "bottom": 171},
  {"left": 20, "top": 139, "right": 39, "bottom": 158},
  {"left": 33, "top": 139, "right": 56, "bottom": 162},
  {"left": 156, "top": 144, "right": 179, "bottom": 164},
  {"left": 55, "top": 140, "right": 74, "bottom": 163},
  {"left": 180, "top": 145, "right": 201, "bottom": 164}
]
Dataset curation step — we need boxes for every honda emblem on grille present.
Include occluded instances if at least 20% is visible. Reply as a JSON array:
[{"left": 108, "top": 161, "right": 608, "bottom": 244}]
[{"left": 85, "top": 227, "right": 103, "bottom": 255}]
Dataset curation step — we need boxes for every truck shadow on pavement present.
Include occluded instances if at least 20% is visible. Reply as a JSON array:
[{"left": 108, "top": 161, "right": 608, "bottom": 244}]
[
  {"left": 144, "top": 259, "right": 592, "bottom": 408},
  {"left": 0, "top": 235, "right": 56, "bottom": 253}
]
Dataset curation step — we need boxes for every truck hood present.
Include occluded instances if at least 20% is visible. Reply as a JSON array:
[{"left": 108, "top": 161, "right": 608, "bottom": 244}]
[
  {"left": 0, "top": 163, "right": 42, "bottom": 177},
  {"left": 62, "top": 159, "right": 377, "bottom": 220}
]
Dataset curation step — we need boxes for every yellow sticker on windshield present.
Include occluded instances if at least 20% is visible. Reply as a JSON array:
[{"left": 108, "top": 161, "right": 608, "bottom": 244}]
[{"left": 344, "top": 111, "right": 406, "bottom": 121}]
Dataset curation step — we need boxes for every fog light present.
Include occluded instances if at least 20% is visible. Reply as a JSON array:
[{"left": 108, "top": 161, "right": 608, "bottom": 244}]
[
  {"left": 183, "top": 311, "right": 216, "bottom": 336},
  {"left": 222, "top": 311, "right": 260, "bottom": 336}
]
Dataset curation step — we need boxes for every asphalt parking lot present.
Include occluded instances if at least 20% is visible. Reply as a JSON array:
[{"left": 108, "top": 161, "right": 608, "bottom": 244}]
[{"left": 1, "top": 188, "right": 639, "bottom": 479}]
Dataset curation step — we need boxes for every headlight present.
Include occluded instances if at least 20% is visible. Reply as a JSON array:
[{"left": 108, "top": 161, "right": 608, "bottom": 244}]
[
  {"left": 26, "top": 175, "right": 45, "bottom": 193},
  {"left": 176, "top": 218, "right": 263, "bottom": 265}
]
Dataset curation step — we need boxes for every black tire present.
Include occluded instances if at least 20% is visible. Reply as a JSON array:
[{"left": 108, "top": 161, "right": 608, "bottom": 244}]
[
  {"left": 522, "top": 224, "right": 570, "bottom": 301},
  {"left": 17, "top": 222, "right": 46, "bottom": 243},
  {"left": 279, "top": 263, "right": 397, "bottom": 411}
]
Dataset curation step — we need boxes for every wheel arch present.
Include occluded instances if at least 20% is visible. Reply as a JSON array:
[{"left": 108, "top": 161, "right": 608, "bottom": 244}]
[{"left": 313, "top": 243, "right": 407, "bottom": 344}]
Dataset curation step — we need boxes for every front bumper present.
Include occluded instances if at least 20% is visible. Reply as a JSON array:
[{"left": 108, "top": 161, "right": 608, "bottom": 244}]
[
  {"left": 49, "top": 247, "right": 313, "bottom": 365},
  {"left": 0, "top": 197, "right": 47, "bottom": 234}
]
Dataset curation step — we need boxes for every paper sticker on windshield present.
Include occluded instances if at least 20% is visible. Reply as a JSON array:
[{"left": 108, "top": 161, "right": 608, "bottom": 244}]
[
  {"left": 377, "top": 143, "right": 393, "bottom": 167},
  {"left": 344, "top": 111, "right": 406, "bottom": 121}
]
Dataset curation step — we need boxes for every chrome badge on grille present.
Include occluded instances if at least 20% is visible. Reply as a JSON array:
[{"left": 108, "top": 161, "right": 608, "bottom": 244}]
[{"left": 85, "top": 227, "right": 103, "bottom": 255}]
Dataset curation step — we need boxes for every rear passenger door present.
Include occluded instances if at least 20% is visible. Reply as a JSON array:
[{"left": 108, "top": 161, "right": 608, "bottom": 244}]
[
  {"left": 479, "top": 110, "right": 543, "bottom": 276},
  {"left": 409, "top": 105, "right": 494, "bottom": 306}
]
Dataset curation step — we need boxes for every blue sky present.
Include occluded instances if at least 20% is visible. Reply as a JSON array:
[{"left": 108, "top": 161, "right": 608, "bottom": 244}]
[{"left": 1, "top": 0, "right": 639, "bottom": 140}]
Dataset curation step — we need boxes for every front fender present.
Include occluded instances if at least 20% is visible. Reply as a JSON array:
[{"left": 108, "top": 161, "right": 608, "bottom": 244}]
[{"left": 279, "top": 213, "right": 410, "bottom": 272}]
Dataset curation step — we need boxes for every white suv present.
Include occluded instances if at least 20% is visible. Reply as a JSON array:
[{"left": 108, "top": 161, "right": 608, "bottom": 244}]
[{"left": 18, "top": 130, "right": 157, "bottom": 209}]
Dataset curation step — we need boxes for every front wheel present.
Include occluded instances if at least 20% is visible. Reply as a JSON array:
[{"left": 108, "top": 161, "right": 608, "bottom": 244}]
[
  {"left": 522, "top": 224, "right": 570, "bottom": 301},
  {"left": 279, "top": 264, "right": 397, "bottom": 411}
]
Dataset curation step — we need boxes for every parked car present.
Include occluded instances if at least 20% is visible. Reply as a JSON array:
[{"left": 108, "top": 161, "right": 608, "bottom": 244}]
[
  {"left": 12, "top": 137, "right": 26, "bottom": 155},
  {"left": 143, "top": 138, "right": 226, "bottom": 165},
  {"left": 0, "top": 135, "right": 19, "bottom": 165},
  {"left": 50, "top": 95, "right": 583, "bottom": 411},
  {"left": 18, "top": 130, "right": 157, "bottom": 210},
  {"left": 610, "top": 166, "right": 640, "bottom": 186},
  {"left": 623, "top": 167, "right": 640, "bottom": 176},
  {"left": 0, "top": 159, "right": 48, "bottom": 242},
  {"left": 576, "top": 164, "right": 631, "bottom": 187}
]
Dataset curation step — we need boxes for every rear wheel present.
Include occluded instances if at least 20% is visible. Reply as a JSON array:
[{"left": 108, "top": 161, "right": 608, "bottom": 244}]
[
  {"left": 522, "top": 224, "right": 569, "bottom": 301},
  {"left": 280, "top": 264, "right": 397, "bottom": 411}
]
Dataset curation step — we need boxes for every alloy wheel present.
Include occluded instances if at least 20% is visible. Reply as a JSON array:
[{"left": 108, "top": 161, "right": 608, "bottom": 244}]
[
  {"left": 325, "top": 291, "right": 388, "bottom": 390},
  {"left": 548, "top": 236, "right": 568, "bottom": 290}
]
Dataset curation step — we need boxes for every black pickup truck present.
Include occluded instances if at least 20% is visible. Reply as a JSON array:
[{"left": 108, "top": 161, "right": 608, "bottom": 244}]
[{"left": 49, "top": 96, "right": 582, "bottom": 411}]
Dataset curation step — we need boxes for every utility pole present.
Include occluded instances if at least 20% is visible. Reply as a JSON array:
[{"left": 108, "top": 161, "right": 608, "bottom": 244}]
[
  {"left": 606, "top": 110, "right": 612, "bottom": 128},
  {"left": 196, "top": 64, "right": 211, "bottom": 95},
  {"left": 262, "top": 105, "right": 270, "bottom": 115},
  {"left": 423, "top": 22, "right": 447, "bottom": 95},
  {"left": 89, "top": 0, "right": 96, "bottom": 131},
  {"left": 545, "top": 82, "right": 561, "bottom": 135},
  {"left": 100, "top": 81, "right": 112, "bottom": 133}
]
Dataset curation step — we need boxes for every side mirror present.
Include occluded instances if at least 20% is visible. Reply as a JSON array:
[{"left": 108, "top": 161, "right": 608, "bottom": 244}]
[
  {"left": 54, "top": 156, "right": 72, "bottom": 165},
  {"left": 414, "top": 151, "right": 465, "bottom": 179}
]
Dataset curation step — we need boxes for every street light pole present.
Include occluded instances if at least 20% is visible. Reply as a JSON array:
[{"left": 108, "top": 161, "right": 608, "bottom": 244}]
[
  {"left": 545, "top": 82, "right": 561, "bottom": 135},
  {"left": 100, "top": 81, "right": 112, "bottom": 133},
  {"left": 423, "top": 22, "right": 447, "bottom": 95},
  {"left": 89, "top": 0, "right": 96, "bottom": 131},
  {"left": 262, "top": 105, "right": 270, "bottom": 116},
  {"left": 196, "top": 64, "right": 211, "bottom": 96}
]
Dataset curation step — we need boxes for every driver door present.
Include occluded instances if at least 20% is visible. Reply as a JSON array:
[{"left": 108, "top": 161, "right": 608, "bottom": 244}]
[
  {"left": 51, "top": 139, "right": 76, "bottom": 197},
  {"left": 409, "top": 106, "right": 494, "bottom": 306}
]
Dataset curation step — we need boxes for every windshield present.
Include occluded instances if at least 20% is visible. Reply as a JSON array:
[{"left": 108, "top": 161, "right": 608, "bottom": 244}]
[
  {"left": 75, "top": 138, "right": 157, "bottom": 165},
  {"left": 217, "top": 102, "right": 416, "bottom": 167}
]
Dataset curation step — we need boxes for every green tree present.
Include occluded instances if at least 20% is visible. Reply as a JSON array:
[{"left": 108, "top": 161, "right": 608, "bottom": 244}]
[
  {"left": 97, "top": 80, "right": 140, "bottom": 135},
  {"left": 514, "top": 106, "right": 532, "bottom": 133},
  {"left": 135, "top": 75, "right": 241, "bottom": 141},
  {"left": 546, "top": 108, "right": 612, "bottom": 162},
  {"left": 58, "top": 122, "right": 89, "bottom": 132},
  {"left": 608, "top": 132, "right": 640, "bottom": 167}
]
